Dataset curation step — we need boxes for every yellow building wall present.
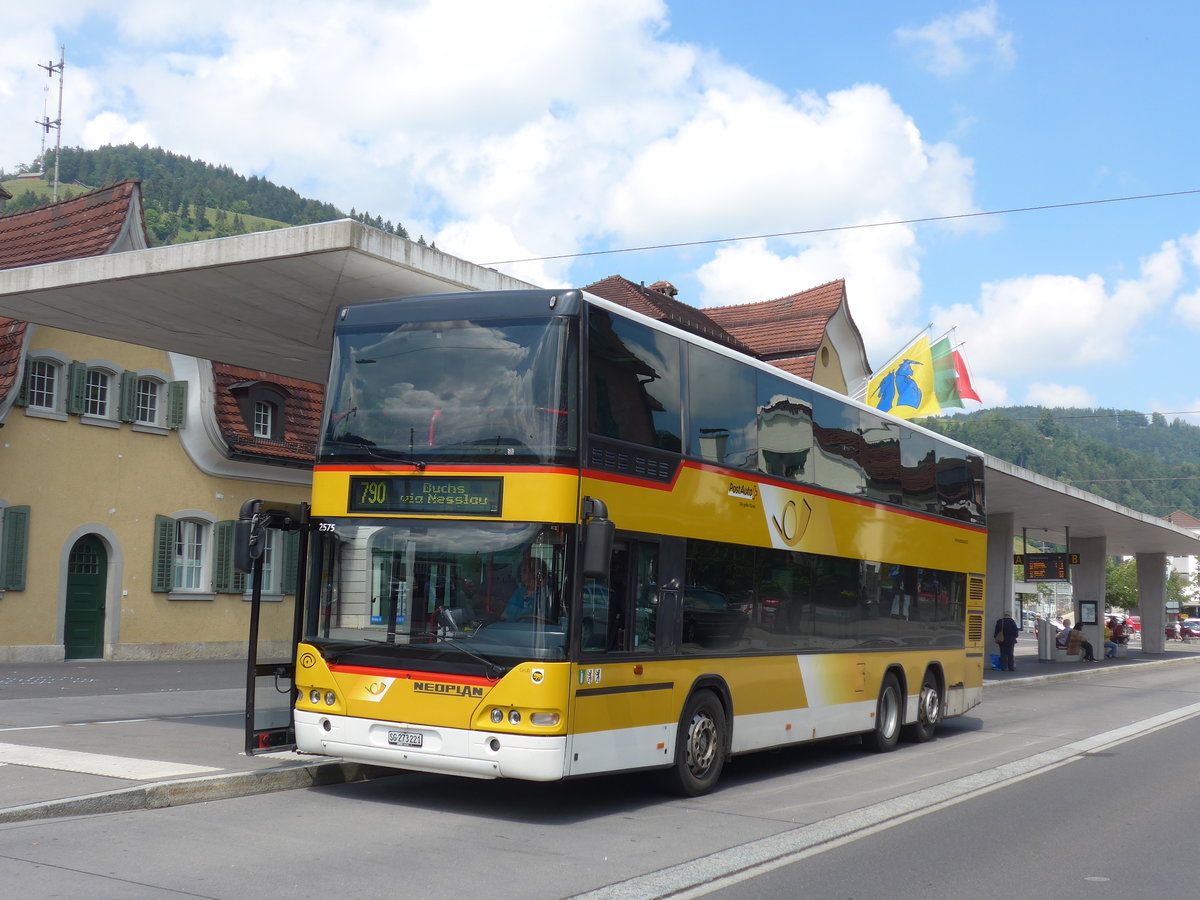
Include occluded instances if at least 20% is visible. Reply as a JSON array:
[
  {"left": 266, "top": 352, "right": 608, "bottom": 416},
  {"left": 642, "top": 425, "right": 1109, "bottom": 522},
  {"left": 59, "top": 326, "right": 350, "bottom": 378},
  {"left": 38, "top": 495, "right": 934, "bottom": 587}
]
[{"left": 0, "top": 327, "right": 312, "bottom": 661}]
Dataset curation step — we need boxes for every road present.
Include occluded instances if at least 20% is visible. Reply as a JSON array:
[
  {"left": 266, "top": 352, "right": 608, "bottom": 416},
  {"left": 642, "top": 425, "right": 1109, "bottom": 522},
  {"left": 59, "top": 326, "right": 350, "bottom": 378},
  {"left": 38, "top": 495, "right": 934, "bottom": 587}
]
[{"left": 2, "top": 660, "right": 1199, "bottom": 899}]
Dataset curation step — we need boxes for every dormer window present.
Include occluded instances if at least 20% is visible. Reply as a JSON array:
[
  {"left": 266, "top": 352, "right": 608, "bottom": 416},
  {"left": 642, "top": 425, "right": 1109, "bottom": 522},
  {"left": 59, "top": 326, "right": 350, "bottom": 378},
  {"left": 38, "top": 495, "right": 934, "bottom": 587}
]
[{"left": 228, "top": 380, "right": 288, "bottom": 442}]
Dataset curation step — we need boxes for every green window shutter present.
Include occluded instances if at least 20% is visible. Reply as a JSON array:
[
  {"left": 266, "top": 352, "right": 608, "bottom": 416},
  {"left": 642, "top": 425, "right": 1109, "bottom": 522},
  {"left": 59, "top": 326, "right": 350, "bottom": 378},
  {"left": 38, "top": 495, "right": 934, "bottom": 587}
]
[
  {"left": 118, "top": 371, "right": 138, "bottom": 422},
  {"left": 66, "top": 361, "right": 87, "bottom": 415},
  {"left": 213, "top": 520, "right": 235, "bottom": 593},
  {"left": 151, "top": 515, "right": 176, "bottom": 592},
  {"left": 281, "top": 530, "right": 300, "bottom": 595},
  {"left": 14, "top": 360, "right": 29, "bottom": 407},
  {"left": 167, "top": 381, "right": 188, "bottom": 429},
  {"left": 2, "top": 506, "right": 31, "bottom": 591}
]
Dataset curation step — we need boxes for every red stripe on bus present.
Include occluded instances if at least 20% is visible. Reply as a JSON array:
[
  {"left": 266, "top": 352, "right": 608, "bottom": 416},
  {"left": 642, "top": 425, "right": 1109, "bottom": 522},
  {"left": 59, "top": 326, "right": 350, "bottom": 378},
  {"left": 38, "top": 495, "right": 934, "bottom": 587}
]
[{"left": 329, "top": 664, "right": 499, "bottom": 685}]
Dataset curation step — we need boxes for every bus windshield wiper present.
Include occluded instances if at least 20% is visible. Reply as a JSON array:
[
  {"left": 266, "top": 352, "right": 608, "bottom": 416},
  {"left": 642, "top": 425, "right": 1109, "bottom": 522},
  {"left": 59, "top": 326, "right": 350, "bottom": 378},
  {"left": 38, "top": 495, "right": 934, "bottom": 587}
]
[
  {"left": 434, "top": 634, "right": 509, "bottom": 680},
  {"left": 323, "top": 436, "right": 425, "bottom": 470}
]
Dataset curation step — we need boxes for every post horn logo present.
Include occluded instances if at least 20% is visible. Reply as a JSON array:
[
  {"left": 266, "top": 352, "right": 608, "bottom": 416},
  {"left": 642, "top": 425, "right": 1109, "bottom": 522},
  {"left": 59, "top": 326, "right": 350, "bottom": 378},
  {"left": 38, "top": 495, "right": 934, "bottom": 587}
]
[{"left": 772, "top": 498, "right": 813, "bottom": 547}]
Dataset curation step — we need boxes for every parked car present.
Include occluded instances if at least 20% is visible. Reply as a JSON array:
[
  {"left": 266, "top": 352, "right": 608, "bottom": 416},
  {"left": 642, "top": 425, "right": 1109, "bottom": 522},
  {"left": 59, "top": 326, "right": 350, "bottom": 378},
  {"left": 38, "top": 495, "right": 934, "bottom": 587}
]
[
  {"left": 1127, "top": 615, "right": 1141, "bottom": 633},
  {"left": 1167, "top": 618, "right": 1200, "bottom": 640}
]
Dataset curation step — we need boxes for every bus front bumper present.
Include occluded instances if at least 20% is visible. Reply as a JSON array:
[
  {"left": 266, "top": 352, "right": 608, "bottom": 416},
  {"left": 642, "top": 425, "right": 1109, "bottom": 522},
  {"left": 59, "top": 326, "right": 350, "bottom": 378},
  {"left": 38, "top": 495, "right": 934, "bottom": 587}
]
[{"left": 293, "top": 709, "right": 568, "bottom": 781}]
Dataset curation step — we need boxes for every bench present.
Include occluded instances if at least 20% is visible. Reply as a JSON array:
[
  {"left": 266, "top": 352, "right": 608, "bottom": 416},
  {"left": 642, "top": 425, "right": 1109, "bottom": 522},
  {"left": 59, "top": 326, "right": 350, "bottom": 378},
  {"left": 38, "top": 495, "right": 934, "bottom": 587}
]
[
  {"left": 1053, "top": 647, "right": 1083, "bottom": 662},
  {"left": 1109, "top": 644, "right": 1128, "bottom": 659}
]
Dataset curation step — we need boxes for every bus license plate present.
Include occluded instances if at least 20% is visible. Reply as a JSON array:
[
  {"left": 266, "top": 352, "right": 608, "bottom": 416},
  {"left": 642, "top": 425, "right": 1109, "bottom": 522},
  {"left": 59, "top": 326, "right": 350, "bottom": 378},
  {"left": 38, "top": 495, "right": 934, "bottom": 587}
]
[{"left": 387, "top": 730, "right": 423, "bottom": 748}]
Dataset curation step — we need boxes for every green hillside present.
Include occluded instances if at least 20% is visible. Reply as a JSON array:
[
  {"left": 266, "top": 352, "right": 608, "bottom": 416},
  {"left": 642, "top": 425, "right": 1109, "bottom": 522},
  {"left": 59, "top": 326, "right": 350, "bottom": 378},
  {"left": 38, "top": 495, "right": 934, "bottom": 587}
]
[
  {"left": 1, "top": 144, "right": 408, "bottom": 247},
  {"left": 922, "top": 407, "right": 1200, "bottom": 518}
]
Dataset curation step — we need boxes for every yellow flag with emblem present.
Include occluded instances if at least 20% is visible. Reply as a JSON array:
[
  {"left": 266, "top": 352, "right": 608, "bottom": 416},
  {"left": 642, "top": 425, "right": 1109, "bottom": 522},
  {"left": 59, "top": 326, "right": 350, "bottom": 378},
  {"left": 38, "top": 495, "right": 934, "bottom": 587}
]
[{"left": 866, "top": 336, "right": 941, "bottom": 420}]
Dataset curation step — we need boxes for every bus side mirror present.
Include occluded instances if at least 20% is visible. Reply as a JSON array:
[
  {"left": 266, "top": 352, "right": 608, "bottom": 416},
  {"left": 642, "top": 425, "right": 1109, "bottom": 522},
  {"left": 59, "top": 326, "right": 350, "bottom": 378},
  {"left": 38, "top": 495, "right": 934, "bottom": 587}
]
[
  {"left": 581, "top": 496, "right": 614, "bottom": 577},
  {"left": 234, "top": 499, "right": 264, "bottom": 574}
]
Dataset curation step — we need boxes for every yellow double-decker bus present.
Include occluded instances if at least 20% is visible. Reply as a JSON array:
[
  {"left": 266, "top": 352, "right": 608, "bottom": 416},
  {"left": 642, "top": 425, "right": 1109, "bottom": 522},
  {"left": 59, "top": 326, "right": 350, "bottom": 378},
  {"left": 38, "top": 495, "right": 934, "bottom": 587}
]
[{"left": 280, "top": 288, "right": 986, "bottom": 795}]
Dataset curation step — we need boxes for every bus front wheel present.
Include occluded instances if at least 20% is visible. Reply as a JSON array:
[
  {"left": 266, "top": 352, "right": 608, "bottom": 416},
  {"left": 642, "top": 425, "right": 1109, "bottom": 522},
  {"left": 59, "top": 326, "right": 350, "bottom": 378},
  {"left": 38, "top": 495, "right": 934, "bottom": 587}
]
[
  {"left": 862, "top": 673, "right": 902, "bottom": 753},
  {"left": 663, "top": 690, "right": 727, "bottom": 796}
]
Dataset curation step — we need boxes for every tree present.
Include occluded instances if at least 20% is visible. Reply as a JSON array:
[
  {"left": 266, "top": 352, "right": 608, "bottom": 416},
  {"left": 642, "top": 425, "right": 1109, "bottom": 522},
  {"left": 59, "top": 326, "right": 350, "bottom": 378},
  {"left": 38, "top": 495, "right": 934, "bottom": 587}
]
[{"left": 1106, "top": 556, "right": 1193, "bottom": 611}]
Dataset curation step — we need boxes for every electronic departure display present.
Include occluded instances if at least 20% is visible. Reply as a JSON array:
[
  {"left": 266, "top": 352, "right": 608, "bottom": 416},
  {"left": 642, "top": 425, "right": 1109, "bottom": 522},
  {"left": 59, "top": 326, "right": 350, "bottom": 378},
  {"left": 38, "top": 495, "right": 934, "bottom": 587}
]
[
  {"left": 1019, "top": 552, "right": 1070, "bottom": 582},
  {"left": 348, "top": 476, "right": 503, "bottom": 516}
]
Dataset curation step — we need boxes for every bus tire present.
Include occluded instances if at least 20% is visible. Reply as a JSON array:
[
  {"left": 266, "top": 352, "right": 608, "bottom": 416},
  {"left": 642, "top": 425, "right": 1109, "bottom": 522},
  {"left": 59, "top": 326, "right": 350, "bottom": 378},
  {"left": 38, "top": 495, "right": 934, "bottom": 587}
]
[
  {"left": 861, "top": 672, "right": 902, "bottom": 753},
  {"left": 902, "top": 669, "right": 941, "bottom": 743},
  {"left": 662, "top": 690, "right": 726, "bottom": 796}
]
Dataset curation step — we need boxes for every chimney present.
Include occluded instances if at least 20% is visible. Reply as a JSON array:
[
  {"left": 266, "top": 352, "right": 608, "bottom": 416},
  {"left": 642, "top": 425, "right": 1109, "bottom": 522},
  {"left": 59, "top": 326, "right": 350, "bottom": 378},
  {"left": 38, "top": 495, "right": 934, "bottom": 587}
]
[{"left": 649, "top": 280, "right": 678, "bottom": 298}]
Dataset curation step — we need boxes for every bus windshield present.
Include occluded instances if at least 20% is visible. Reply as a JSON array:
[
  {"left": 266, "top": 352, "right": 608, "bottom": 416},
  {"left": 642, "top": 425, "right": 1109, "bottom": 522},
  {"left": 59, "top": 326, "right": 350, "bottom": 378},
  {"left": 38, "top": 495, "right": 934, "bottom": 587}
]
[
  {"left": 319, "top": 316, "right": 577, "bottom": 466},
  {"left": 305, "top": 519, "right": 571, "bottom": 665}
]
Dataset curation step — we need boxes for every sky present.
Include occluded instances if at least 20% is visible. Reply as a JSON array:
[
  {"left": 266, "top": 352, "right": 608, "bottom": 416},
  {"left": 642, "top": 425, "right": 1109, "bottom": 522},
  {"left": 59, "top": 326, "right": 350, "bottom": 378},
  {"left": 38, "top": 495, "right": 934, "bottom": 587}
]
[{"left": 2, "top": 0, "right": 1198, "bottom": 421}]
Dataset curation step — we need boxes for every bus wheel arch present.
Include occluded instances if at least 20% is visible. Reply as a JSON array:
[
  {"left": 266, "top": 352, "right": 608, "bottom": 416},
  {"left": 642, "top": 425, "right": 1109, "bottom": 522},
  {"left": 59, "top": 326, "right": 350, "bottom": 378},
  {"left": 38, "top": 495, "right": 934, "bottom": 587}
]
[
  {"left": 662, "top": 680, "right": 731, "bottom": 797},
  {"left": 902, "top": 665, "right": 944, "bottom": 743},
  {"left": 862, "top": 668, "right": 904, "bottom": 753}
]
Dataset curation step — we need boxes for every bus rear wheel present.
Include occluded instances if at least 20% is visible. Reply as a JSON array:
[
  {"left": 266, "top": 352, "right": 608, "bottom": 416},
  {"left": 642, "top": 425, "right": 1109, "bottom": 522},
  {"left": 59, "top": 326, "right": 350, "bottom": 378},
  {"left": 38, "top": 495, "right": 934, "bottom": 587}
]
[
  {"left": 862, "top": 673, "right": 902, "bottom": 753},
  {"left": 902, "top": 669, "right": 941, "bottom": 743},
  {"left": 662, "top": 690, "right": 726, "bottom": 796}
]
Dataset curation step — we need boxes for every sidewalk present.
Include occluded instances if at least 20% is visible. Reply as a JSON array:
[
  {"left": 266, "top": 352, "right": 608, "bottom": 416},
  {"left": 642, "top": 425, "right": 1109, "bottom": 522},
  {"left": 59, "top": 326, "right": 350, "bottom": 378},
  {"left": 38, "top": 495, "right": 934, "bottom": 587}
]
[
  {"left": 4, "top": 645, "right": 1199, "bottom": 824},
  {"left": 0, "top": 659, "right": 388, "bottom": 824},
  {"left": 983, "top": 634, "right": 1200, "bottom": 685}
]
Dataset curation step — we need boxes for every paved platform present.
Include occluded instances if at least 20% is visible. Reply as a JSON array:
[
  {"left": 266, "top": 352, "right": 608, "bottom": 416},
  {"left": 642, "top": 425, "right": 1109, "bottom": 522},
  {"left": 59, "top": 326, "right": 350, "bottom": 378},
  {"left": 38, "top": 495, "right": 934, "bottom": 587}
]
[{"left": 3, "top": 643, "right": 1198, "bottom": 823}]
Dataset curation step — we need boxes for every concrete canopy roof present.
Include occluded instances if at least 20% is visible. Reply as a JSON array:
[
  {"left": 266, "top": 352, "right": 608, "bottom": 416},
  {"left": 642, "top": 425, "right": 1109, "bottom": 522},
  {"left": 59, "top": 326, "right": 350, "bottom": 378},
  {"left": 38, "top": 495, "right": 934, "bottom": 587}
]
[
  {"left": 0, "top": 219, "right": 534, "bottom": 382},
  {"left": 985, "top": 456, "right": 1200, "bottom": 556},
  {"left": 0, "top": 218, "right": 1195, "bottom": 561}
]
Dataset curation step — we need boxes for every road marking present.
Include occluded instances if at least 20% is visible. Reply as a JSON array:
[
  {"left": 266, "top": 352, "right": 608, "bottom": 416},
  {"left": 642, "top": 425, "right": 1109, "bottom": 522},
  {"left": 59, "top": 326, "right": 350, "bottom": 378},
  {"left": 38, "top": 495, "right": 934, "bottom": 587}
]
[
  {"left": 568, "top": 700, "right": 1200, "bottom": 900},
  {"left": 0, "top": 743, "right": 221, "bottom": 780},
  {"left": 0, "top": 711, "right": 239, "bottom": 734}
]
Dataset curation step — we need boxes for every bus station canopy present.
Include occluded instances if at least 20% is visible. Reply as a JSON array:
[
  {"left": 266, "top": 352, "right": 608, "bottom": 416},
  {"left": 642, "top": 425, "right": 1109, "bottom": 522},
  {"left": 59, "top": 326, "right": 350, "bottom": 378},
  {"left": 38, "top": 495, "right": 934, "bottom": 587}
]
[
  {"left": 0, "top": 219, "right": 533, "bottom": 383},
  {"left": 0, "top": 220, "right": 1196, "bottom": 560}
]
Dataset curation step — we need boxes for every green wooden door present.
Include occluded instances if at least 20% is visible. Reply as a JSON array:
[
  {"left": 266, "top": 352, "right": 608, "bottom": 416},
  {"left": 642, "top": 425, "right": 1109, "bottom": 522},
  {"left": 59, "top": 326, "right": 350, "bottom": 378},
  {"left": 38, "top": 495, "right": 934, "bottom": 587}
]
[{"left": 65, "top": 535, "right": 107, "bottom": 659}]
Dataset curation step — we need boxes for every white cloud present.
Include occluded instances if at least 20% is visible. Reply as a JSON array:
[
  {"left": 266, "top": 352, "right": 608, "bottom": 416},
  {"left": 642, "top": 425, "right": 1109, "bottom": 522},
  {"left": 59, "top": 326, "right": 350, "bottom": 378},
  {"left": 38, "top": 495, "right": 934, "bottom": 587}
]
[
  {"left": 932, "top": 239, "right": 1185, "bottom": 395},
  {"left": 895, "top": 1, "right": 1016, "bottom": 78},
  {"left": 1024, "top": 382, "right": 1096, "bottom": 408},
  {"left": 81, "top": 111, "right": 157, "bottom": 149}
]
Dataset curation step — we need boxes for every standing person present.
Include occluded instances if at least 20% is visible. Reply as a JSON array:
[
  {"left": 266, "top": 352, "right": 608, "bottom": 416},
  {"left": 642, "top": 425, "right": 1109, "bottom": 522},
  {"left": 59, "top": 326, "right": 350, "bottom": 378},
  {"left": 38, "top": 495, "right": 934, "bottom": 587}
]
[
  {"left": 1067, "top": 621, "right": 1097, "bottom": 661},
  {"left": 994, "top": 611, "right": 1020, "bottom": 672}
]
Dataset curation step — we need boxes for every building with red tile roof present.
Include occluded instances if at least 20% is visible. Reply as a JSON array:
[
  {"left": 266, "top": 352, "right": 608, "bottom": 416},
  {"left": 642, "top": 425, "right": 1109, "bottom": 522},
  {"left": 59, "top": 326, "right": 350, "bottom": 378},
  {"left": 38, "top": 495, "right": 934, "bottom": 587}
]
[
  {"left": 584, "top": 275, "right": 871, "bottom": 394},
  {"left": 0, "top": 182, "right": 314, "bottom": 662}
]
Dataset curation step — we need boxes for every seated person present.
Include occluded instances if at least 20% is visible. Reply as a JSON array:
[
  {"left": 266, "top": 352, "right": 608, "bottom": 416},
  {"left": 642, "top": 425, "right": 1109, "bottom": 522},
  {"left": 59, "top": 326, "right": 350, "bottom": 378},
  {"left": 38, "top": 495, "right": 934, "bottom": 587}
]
[
  {"left": 1110, "top": 618, "right": 1128, "bottom": 644},
  {"left": 1056, "top": 621, "right": 1071, "bottom": 649},
  {"left": 501, "top": 557, "right": 555, "bottom": 622},
  {"left": 1066, "top": 622, "right": 1097, "bottom": 661},
  {"left": 1103, "top": 621, "right": 1118, "bottom": 659}
]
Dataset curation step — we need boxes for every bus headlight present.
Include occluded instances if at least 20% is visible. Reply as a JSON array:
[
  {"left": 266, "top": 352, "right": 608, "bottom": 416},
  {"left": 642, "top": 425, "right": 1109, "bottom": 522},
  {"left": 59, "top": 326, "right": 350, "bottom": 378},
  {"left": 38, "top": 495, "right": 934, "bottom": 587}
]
[
  {"left": 530, "top": 712, "right": 560, "bottom": 727},
  {"left": 508, "top": 709, "right": 522, "bottom": 725},
  {"left": 491, "top": 708, "right": 504, "bottom": 724},
  {"left": 309, "top": 689, "right": 321, "bottom": 704},
  {"left": 324, "top": 691, "right": 337, "bottom": 706}
]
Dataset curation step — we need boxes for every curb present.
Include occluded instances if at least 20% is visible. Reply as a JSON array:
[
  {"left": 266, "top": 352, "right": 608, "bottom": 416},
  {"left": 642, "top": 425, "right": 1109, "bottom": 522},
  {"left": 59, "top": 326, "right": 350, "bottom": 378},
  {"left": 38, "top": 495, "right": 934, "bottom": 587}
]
[{"left": 0, "top": 760, "right": 395, "bottom": 824}]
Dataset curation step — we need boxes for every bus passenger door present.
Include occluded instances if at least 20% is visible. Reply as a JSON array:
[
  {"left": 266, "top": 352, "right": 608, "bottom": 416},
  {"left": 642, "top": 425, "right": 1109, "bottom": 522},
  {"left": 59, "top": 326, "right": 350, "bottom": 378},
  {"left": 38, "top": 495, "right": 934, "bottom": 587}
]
[{"left": 571, "top": 537, "right": 677, "bottom": 776}]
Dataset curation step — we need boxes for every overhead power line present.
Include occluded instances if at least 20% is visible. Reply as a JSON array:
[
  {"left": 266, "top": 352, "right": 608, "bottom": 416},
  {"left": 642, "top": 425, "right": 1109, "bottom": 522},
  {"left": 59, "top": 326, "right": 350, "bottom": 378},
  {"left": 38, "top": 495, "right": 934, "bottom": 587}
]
[{"left": 482, "top": 188, "right": 1200, "bottom": 266}]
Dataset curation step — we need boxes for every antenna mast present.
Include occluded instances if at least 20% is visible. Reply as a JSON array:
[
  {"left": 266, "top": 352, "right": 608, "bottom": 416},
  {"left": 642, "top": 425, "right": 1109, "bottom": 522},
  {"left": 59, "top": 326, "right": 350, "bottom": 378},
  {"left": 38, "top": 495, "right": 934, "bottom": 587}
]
[{"left": 36, "top": 46, "right": 66, "bottom": 202}]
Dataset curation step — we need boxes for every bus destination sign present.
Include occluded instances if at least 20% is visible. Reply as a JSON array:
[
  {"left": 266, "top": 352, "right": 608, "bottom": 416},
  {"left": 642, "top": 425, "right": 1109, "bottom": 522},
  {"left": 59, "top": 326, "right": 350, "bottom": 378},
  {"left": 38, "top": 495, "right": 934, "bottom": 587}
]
[
  {"left": 1018, "top": 552, "right": 1069, "bottom": 582},
  {"left": 348, "top": 476, "right": 503, "bottom": 516}
]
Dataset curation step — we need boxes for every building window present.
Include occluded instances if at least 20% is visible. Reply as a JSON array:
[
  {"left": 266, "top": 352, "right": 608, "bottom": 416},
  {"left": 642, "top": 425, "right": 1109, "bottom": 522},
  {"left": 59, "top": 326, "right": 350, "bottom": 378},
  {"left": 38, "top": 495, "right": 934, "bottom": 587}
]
[
  {"left": 174, "top": 520, "right": 207, "bottom": 590},
  {"left": 84, "top": 369, "right": 111, "bottom": 417},
  {"left": 153, "top": 513, "right": 215, "bottom": 598},
  {"left": 228, "top": 380, "right": 288, "bottom": 442},
  {"left": 26, "top": 360, "right": 57, "bottom": 409},
  {"left": 253, "top": 400, "right": 274, "bottom": 439},
  {"left": 123, "top": 371, "right": 185, "bottom": 432},
  {"left": 135, "top": 378, "right": 160, "bottom": 424}
]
